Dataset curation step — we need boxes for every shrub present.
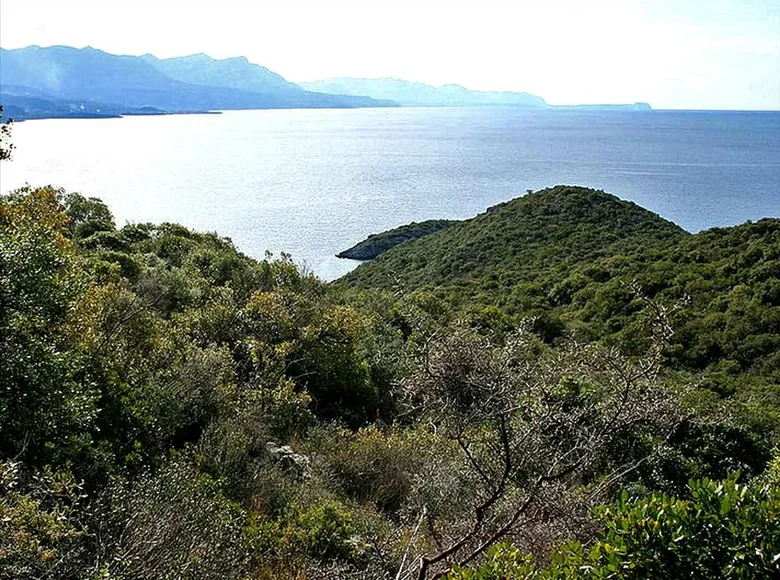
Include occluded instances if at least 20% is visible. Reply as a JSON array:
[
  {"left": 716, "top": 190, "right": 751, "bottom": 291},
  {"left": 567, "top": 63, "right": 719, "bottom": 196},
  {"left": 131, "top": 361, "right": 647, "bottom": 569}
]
[
  {"left": 447, "top": 475, "right": 780, "bottom": 579},
  {"left": 0, "top": 461, "right": 87, "bottom": 580},
  {"left": 248, "top": 499, "right": 369, "bottom": 570},
  {"left": 309, "top": 424, "right": 453, "bottom": 515},
  {"left": 79, "top": 231, "right": 130, "bottom": 252},
  {"left": 92, "top": 457, "right": 249, "bottom": 579}
]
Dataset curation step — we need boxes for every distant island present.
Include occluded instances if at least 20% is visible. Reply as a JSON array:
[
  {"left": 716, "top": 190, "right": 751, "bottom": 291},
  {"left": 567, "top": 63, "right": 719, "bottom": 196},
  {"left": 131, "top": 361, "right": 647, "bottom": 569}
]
[
  {"left": 1, "top": 45, "right": 653, "bottom": 120},
  {"left": 300, "top": 77, "right": 652, "bottom": 111}
]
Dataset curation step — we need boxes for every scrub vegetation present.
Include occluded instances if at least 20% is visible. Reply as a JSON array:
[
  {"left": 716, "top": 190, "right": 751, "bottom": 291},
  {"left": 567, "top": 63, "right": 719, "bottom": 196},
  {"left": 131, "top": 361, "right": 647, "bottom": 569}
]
[{"left": 2, "top": 179, "right": 778, "bottom": 578}]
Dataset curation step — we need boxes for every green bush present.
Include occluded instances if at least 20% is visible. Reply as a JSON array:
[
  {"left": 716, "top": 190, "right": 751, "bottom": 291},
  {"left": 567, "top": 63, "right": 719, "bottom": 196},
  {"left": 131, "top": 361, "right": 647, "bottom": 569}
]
[
  {"left": 249, "top": 499, "right": 367, "bottom": 567},
  {"left": 93, "top": 457, "right": 249, "bottom": 579},
  {"left": 0, "top": 461, "right": 87, "bottom": 580},
  {"left": 79, "top": 230, "right": 130, "bottom": 252},
  {"left": 308, "top": 424, "right": 451, "bottom": 514},
  {"left": 447, "top": 475, "right": 780, "bottom": 580}
]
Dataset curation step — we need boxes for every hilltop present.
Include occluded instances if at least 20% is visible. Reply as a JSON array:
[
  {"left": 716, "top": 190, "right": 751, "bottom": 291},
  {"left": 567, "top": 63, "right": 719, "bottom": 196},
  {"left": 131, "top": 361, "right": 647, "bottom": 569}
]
[{"left": 338, "top": 186, "right": 687, "bottom": 296}]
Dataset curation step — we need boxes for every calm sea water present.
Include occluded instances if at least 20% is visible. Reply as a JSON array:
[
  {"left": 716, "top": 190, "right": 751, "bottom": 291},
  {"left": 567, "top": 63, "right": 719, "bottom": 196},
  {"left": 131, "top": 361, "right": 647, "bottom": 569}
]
[{"left": 2, "top": 108, "right": 779, "bottom": 280}]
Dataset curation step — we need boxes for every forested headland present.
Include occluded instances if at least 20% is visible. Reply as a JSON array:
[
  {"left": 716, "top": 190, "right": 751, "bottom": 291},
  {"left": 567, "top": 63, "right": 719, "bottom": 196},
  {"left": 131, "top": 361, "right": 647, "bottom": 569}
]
[{"left": 1, "top": 114, "right": 779, "bottom": 580}]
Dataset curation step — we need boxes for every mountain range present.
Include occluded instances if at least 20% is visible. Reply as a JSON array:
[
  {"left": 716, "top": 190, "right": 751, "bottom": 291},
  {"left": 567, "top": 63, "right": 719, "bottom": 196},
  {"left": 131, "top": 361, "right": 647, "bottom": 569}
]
[
  {"left": 300, "top": 77, "right": 549, "bottom": 108},
  {"left": 300, "top": 77, "right": 652, "bottom": 110},
  {"left": 0, "top": 46, "right": 394, "bottom": 120},
  {"left": 0, "top": 45, "right": 652, "bottom": 120}
]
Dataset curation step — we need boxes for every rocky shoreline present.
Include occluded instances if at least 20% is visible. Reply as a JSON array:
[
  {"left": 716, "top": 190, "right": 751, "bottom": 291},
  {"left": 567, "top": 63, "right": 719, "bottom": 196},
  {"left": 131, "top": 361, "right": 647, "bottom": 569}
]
[{"left": 337, "top": 219, "right": 457, "bottom": 260}]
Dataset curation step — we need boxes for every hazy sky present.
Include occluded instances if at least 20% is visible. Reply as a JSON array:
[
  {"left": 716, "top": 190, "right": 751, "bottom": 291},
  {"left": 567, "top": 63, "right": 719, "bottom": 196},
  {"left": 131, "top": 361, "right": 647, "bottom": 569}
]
[{"left": 1, "top": 0, "right": 778, "bottom": 110}]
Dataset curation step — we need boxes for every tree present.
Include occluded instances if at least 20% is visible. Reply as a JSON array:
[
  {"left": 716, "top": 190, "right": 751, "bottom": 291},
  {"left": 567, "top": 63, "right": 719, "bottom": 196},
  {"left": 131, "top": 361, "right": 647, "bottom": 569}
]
[
  {"left": 0, "top": 187, "right": 96, "bottom": 463},
  {"left": 395, "top": 307, "right": 686, "bottom": 580},
  {"left": 0, "top": 106, "right": 13, "bottom": 161}
]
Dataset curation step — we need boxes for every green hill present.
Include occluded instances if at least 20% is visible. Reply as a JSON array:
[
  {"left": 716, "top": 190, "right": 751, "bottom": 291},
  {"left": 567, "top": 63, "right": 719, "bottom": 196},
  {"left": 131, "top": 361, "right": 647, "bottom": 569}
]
[
  {"left": 338, "top": 186, "right": 780, "bottom": 409},
  {"left": 338, "top": 186, "right": 687, "bottom": 300}
]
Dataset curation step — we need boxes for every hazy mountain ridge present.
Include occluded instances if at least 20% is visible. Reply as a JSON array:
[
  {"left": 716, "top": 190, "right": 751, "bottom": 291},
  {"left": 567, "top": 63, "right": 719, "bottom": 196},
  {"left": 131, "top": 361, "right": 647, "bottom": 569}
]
[
  {"left": 139, "top": 52, "right": 300, "bottom": 94},
  {"left": 0, "top": 46, "right": 395, "bottom": 119},
  {"left": 0, "top": 46, "right": 653, "bottom": 119},
  {"left": 300, "top": 77, "right": 652, "bottom": 110},
  {"left": 300, "top": 77, "right": 549, "bottom": 108}
]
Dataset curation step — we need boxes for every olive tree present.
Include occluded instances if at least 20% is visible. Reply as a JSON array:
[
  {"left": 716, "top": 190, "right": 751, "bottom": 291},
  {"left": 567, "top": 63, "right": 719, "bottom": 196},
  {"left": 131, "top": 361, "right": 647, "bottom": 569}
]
[{"left": 394, "top": 307, "right": 686, "bottom": 580}]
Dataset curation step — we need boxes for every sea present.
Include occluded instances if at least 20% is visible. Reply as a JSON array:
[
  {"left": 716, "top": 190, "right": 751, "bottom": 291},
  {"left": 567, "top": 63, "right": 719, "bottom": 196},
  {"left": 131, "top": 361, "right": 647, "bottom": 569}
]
[{"left": 2, "top": 108, "right": 778, "bottom": 280}]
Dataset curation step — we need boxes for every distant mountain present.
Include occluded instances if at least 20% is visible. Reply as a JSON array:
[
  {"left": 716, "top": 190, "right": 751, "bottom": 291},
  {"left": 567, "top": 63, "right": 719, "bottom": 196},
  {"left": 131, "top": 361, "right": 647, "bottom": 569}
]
[
  {"left": 300, "top": 77, "right": 549, "bottom": 108},
  {"left": 140, "top": 53, "right": 297, "bottom": 94},
  {"left": 0, "top": 46, "right": 653, "bottom": 120},
  {"left": 555, "top": 102, "right": 653, "bottom": 112},
  {"left": 0, "top": 46, "right": 395, "bottom": 120},
  {"left": 300, "top": 78, "right": 653, "bottom": 111}
]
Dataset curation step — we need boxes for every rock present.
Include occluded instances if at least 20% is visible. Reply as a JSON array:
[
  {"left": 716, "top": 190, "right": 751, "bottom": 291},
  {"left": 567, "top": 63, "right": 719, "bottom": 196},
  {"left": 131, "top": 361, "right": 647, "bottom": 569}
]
[
  {"left": 336, "top": 219, "right": 458, "bottom": 260},
  {"left": 266, "top": 442, "right": 311, "bottom": 480}
]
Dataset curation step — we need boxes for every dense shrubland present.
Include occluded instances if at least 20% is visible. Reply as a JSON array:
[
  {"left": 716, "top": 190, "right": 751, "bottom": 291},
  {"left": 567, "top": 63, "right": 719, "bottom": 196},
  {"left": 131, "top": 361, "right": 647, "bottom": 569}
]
[
  {"left": 1, "top": 185, "right": 778, "bottom": 579},
  {"left": 339, "top": 187, "right": 780, "bottom": 436}
]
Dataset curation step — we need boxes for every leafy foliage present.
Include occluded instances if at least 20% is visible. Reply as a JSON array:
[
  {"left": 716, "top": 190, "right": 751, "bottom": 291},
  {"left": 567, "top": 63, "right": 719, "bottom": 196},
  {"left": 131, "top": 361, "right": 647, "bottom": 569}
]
[
  {"left": 338, "top": 186, "right": 780, "bottom": 439},
  {"left": 0, "top": 106, "right": 12, "bottom": 161},
  {"left": 0, "top": 461, "right": 87, "bottom": 580},
  {"left": 93, "top": 457, "right": 250, "bottom": 579},
  {"left": 446, "top": 475, "right": 780, "bottom": 579},
  {"left": 1, "top": 185, "right": 776, "bottom": 579},
  {"left": 0, "top": 187, "right": 95, "bottom": 462}
]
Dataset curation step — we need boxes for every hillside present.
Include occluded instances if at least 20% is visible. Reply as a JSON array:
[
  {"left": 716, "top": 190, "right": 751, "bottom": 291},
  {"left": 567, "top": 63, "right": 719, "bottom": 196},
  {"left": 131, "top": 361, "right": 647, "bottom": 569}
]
[
  {"left": 338, "top": 186, "right": 780, "bottom": 412},
  {"left": 2, "top": 184, "right": 778, "bottom": 579},
  {"left": 0, "top": 46, "right": 394, "bottom": 119},
  {"left": 339, "top": 186, "right": 688, "bottom": 295}
]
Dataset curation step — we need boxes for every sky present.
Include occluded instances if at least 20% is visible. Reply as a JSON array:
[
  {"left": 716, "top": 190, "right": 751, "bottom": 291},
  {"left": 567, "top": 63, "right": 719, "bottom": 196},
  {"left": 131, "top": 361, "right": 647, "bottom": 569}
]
[{"left": 1, "top": 0, "right": 778, "bottom": 110}]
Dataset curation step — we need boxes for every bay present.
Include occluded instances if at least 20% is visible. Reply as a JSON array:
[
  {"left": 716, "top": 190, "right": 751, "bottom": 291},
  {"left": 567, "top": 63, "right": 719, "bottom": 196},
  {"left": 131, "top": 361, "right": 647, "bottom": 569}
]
[{"left": 2, "top": 107, "right": 779, "bottom": 280}]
